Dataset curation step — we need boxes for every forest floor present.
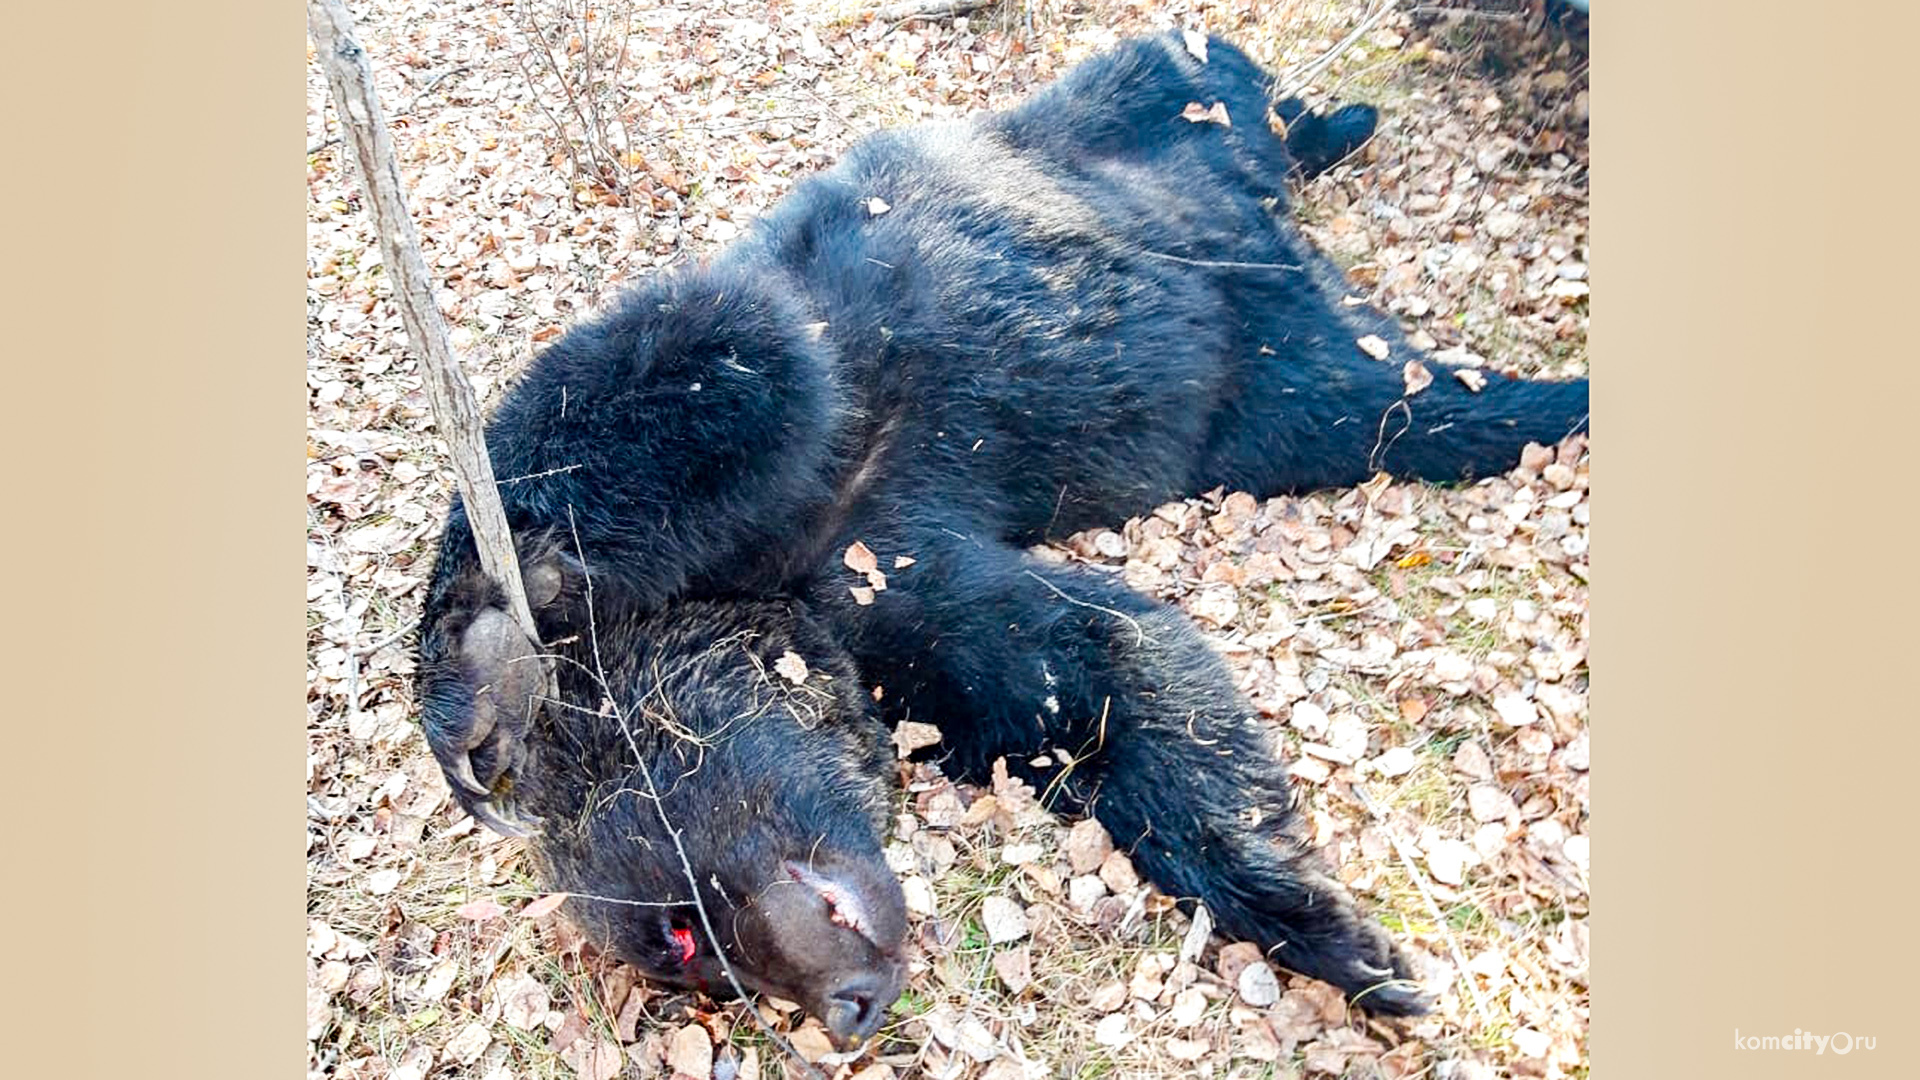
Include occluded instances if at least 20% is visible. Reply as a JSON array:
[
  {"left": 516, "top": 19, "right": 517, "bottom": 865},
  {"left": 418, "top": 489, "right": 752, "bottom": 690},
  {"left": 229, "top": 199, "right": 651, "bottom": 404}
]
[{"left": 306, "top": 2, "right": 1590, "bottom": 1078}]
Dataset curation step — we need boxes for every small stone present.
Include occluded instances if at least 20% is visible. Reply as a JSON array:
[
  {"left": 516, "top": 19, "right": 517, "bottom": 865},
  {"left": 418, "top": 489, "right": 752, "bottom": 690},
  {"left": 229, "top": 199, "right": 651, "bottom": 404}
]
[
  {"left": 1237, "top": 960, "right": 1280, "bottom": 1006},
  {"left": 981, "top": 895, "right": 1029, "bottom": 943},
  {"left": 1371, "top": 746, "right": 1416, "bottom": 777}
]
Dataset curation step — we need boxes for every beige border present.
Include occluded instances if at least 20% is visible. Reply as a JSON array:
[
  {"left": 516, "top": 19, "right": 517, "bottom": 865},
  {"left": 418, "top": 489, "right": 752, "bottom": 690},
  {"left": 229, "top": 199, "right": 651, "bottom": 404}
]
[
  {"left": 1603, "top": 1, "right": 1913, "bottom": 1075},
  {"left": 0, "top": 2, "right": 294, "bottom": 1077}
]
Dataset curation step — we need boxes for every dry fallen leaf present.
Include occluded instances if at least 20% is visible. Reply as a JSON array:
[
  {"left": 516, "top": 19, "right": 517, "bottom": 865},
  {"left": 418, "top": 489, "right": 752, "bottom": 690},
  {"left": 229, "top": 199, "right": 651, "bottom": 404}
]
[
  {"left": 1455, "top": 367, "right": 1489, "bottom": 392},
  {"left": 444, "top": 1021, "right": 492, "bottom": 1066},
  {"left": 1371, "top": 746, "right": 1417, "bottom": 777},
  {"left": 773, "top": 649, "right": 809, "bottom": 685},
  {"left": 1402, "top": 358, "right": 1434, "bottom": 395},
  {"left": 866, "top": 196, "right": 891, "bottom": 216},
  {"left": 891, "top": 720, "right": 943, "bottom": 757},
  {"left": 421, "top": 959, "right": 458, "bottom": 1002},
  {"left": 1065, "top": 818, "right": 1114, "bottom": 875},
  {"left": 1094, "top": 1012, "right": 1133, "bottom": 1047},
  {"left": 520, "top": 892, "right": 569, "bottom": 919},
  {"left": 1215, "top": 941, "right": 1263, "bottom": 986},
  {"left": 1512, "top": 1027, "right": 1553, "bottom": 1058},
  {"left": 993, "top": 944, "right": 1033, "bottom": 993},
  {"left": 1180, "top": 101, "right": 1231, "bottom": 126},
  {"left": 901, "top": 875, "right": 936, "bottom": 918},
  {"left": 1453, "top": 741, "right": 1494, "bottom": 780},
  {"left": 1098, "top": 850, "right": 1140, "bottom": 894},
  {"left": 850, "top": 585, "right": 876, "bottom": 606},
  {"left": 499, "top": 975, "right": 550, "bottom": 1031},
  {"left": 951, "top": 1016, "right": 1001, "bottom": 1062},
  {"left": 1170, "top": 987, "right": 1208, "bottom": 1027},
  {"left": 1167, "top": 1036, "right": 1210, "bottom": 1061},
  {"left": 668, "top": 1023, "right": 714, "bottom": 1077},
  {"left": 1468, "top": 784, "right": 1520, "bottom": 823},
  {"left": 788, "top": 1022, "right": 836, "bottom": 1063},
  {"left": 1182, "top": 29, "right": 1209, "bottom": 62},
  {"left": 1179, "top": 903, "right": 1214, "bottom": 964},
  {"left": 1357, "top": 334, "right": 1391, "bottom": 361},
  {"left": 1426, "top": 838, "right": 1476, "bottom": 886},
  {"left": 844, "top": 540, "right": 879, "bottom": 574},
  {"left": 1493, "top": 692, "right": 1539, "bottom": 728},
  {"left": 455, "top": 899, "right": 504, "bottom": 922}
]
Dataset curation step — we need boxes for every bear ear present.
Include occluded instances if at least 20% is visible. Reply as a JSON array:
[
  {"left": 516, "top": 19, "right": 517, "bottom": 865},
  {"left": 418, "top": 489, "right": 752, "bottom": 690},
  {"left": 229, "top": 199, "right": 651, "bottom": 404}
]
[
  {"left": 519, "top": 543, "right": 590, "bottom": 613},
  {"left": 526, "top": 558, "right": 564, "bottom": 609}
]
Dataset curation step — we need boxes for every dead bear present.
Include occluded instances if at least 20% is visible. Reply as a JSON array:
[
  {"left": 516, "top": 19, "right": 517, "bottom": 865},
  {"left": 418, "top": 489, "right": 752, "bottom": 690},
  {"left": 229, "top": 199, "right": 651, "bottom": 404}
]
[{"left": 416, "top": 32, "right": 1588, "bottom": 1047}]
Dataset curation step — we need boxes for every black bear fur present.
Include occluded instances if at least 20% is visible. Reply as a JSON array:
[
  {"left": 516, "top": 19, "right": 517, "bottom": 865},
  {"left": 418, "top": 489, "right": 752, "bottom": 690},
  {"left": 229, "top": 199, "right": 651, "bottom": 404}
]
[{"left": 416, "top": 32, "right": 1588, "bottom": 1042}]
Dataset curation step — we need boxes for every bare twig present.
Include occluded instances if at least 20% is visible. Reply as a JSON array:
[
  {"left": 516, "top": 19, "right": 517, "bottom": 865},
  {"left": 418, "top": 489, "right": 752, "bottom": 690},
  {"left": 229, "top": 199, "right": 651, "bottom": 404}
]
[
  {"left": 1278, "top": 0, "right": 1401, "bottom": 100},
  {"left": 307, "top": 64, "right": 470, "bottom": 155},
  {"left": 352, "top": 622, "right": 414, "bottom": 658},
  {"left": 517, "top": 5, "right": 622, "bottom": 189},
  {"left": 1367, "top": 396, "right": 1413, "bottom": 474},
  {"left": 563, "top": 511, "right": 828, "bottom": 1080},
  {"left": 513, "top": 48, "right": 594, "bottom": 188},
  {"left": 306, "top": 0, "right": 543, "bottom": 646},
  {"left": 1408, "top": 5, "right": 1529, "bottom": 23},
  {"left": 874, "top": 0, "right": 997, "bottom": 24},
  {"left": 1024, "top": 570, "right": 1149, "bottom": 646},
  {"left": 1351, "top": 782, "right": 1491, "bottom": 1023},
  {"left": 1139, "top": 249, "right": 1304, "bottom": 272}
]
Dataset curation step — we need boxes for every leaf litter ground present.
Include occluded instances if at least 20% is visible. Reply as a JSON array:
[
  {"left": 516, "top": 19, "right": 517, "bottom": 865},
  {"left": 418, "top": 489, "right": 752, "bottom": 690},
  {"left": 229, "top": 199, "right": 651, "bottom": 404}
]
[{"left": 307, "top": 3, "right": 1589, "bottom": 1078}]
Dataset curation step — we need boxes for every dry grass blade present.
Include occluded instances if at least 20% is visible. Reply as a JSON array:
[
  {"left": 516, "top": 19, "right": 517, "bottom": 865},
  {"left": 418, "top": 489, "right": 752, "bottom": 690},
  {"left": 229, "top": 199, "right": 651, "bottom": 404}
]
[
  {"left": 1352, "top": 781, "right": 1490, "bottom": 1023},
  {"left": 1278, "top": 0, "right": 1401, "bottom": 99}
]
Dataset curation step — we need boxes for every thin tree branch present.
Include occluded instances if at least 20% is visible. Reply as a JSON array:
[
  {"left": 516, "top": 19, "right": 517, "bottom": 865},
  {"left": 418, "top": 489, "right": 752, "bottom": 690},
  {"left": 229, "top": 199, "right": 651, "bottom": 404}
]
[
  {"left": 306, "top": 0, "right": 544, "bottom": 647},
  {"left": 1278, "top": 0, "right": 1401, "bottom": 100},
  {"left": 563, "top": 509, "right": 830, "bottom": 1080},
  {"left": 1351, "top": 782, "right": 1489, "bottom": 1023},
  {"left": 873, "top": 0, "right": 997, "bottom": 24}
]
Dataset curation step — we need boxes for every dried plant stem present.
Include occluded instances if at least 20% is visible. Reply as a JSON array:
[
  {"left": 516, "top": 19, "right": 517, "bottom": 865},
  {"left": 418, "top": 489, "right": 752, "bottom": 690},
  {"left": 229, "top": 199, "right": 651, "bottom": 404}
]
[
  {"left": 1023, "top": 570, "right": 1149, "bottom": 646},
  {"left": 874, "top": 0, "right": 997, "bottom": 24},
  {"left": 564, "top": 511, "right": 829, "bottom": 1080},
  {"left": 1278, "top": 0, "right": 1401, "bottom": 100},
  {"left": 1351, "top": 782, "right": 1490, "bottom": 1023}
]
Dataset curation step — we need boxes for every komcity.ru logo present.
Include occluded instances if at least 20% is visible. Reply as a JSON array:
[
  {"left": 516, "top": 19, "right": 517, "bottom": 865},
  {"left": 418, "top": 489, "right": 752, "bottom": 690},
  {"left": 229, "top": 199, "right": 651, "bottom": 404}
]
[{"left": 1733, "top": 1029, "right": 1876, "bottom": 1055}]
